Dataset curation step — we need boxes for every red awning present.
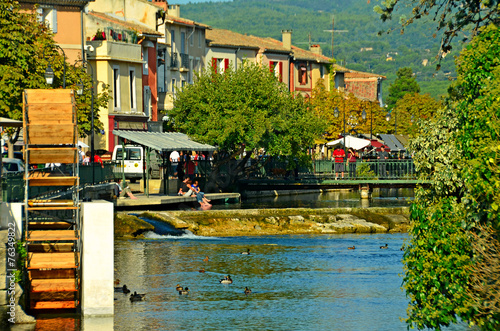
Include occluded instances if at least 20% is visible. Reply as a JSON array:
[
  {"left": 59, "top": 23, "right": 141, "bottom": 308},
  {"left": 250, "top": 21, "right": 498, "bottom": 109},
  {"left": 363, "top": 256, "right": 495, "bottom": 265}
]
[{"left": 370, "top": 140, "right": 390, "bottom": 151}]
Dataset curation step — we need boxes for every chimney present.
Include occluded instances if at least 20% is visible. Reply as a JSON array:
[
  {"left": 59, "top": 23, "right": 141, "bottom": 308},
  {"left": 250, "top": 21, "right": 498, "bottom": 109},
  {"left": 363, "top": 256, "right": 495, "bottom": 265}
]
[
  {"left": 310, "top": 44, "right": 322, "bottom": 55},
  {"left": 281, "top": 29, "right": 292, "bottom": 50},
  {"left": 168, "top": 4, "right": 180, "bottom": 17},
  {"left": 153, "top": 0, "right": 168, "bottom": 11}
]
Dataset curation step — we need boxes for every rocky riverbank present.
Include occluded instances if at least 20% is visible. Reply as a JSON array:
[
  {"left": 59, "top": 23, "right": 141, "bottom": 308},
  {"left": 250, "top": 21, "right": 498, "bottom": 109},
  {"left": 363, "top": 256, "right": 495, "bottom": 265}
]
[{"left": 114, "top": 207, "right": 410, "bottom": 238}]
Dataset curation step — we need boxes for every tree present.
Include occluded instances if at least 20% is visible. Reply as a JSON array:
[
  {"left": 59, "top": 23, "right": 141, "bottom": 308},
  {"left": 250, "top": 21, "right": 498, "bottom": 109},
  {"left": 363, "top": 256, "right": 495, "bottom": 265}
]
[
  {"left": 404, "top": 24, "right": 500, "bottom": 330},
  {"left": 309, "top": 82, "right": 391, "bottom": 140},
  {"left": 386, "top": 67, "right": 420, "bottom": 110},
  {"left": 0, "top": 0, "right": 108, "bottom": 154},
  {"left": 374, "top": 0, "right": 500, "bottom": 54},
  {"left": 169, "top": 61, "right": 326, "bottom": 192},
  {"left": 390, "top": 92, "right": 441, "bottom": 136}
]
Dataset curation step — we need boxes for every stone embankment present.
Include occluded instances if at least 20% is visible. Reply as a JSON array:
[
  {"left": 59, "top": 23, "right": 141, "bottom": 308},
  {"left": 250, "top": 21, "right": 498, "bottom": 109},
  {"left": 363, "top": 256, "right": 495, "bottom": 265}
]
[{"left": 114, "top": 207, "right": 410, "bottom": 238}]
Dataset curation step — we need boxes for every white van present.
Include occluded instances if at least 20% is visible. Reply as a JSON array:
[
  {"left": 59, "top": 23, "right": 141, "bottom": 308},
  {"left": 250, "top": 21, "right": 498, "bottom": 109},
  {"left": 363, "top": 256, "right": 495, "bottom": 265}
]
[{"left": 112, "top": 145, "right": 161, "bottom": 182}]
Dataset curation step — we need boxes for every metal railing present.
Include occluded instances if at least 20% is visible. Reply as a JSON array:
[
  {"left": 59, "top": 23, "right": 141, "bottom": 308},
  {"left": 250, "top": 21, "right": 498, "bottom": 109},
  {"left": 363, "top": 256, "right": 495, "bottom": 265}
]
[
  {"left": 180, "top": 53, "right": 189, "bottom": 69},
  {"left": 2, "top": 163, "right": 116, "bottom": 202},
  {"left": 170, "top": 52, "right": 178, "bottom": 68}
]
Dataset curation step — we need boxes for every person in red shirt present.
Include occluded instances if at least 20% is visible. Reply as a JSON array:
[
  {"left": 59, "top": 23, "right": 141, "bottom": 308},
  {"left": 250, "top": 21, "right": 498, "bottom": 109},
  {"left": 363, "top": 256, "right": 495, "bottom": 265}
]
[{"left": 332, "top": 147, "right": 345, "bottom": 179}]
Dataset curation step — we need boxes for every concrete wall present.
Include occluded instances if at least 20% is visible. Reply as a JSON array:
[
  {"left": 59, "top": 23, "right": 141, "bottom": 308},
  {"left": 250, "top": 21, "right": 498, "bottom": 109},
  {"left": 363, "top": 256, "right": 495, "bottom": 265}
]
[
  {"left": 81, "top": 200, "right": 114, "bottom": 316},
  {"left": 0, "top": 203, "right": 23, "bottom": 239}
]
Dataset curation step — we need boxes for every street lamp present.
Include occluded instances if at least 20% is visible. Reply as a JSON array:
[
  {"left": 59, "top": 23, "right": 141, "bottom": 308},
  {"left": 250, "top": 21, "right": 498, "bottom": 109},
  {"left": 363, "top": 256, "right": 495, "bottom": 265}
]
[
  {"left": 74, "top": 60, "right": 96, "bottom": 184},
  {"left": 385, "top": 108, "right": 397, "bottom": 134},
  {"left": 334, "top": 106, "right": 346, "bottom": 156},
  {"left": 43, "top": 44, "right": 66, "bottom": 88},
  {"left": 361, "top": 106, "right": 373, "bottom": 140}
]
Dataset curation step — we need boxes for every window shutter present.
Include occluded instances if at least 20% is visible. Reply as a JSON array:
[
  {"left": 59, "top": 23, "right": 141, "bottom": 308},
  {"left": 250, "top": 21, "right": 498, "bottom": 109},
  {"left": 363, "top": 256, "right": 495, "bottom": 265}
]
[
  {"left": 224, "top": 58, "right": 229, "bottom": 70},
  {"left": 52, "top": 9, "right": 57, "bottom": 33},
  {"left": 270, "top": 61, "right": 274, "bottom": 72},
  {"left": 212, "top": 58, "right": 217, "bottom": 73},
  {"left": 279, "top": 62, "right": 283, "bottom": 82}
]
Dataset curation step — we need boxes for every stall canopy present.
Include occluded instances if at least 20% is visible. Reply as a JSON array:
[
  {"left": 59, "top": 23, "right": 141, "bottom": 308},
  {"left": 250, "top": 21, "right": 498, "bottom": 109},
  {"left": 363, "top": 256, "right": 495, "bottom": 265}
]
[
  {"left": 0, "top": 117, "right": 22, "bottom": 127},
  {"left": 326, "top": 135, "right": 371, "bottom": 150},
  {"left": 379, "top": 134, "right": 406, "bottom": 151},
  {"left": 112, "top": 130, "right": 217, "bottom": 152}
]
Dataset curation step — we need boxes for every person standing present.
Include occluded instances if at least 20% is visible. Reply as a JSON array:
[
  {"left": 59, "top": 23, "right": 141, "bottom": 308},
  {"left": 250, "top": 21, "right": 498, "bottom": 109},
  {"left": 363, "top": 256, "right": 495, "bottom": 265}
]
[
  {"left": 170, "top": 150, "right": 180, "bottom": 178},
  {"left": 378, "top": 146, "right": 389, "bottom": 178},
  {"left": 332, "top": 146, "right": 345, "bottom": 179},
  {"left": 347, "top": 148, "right": 357, "bottom": 178}
]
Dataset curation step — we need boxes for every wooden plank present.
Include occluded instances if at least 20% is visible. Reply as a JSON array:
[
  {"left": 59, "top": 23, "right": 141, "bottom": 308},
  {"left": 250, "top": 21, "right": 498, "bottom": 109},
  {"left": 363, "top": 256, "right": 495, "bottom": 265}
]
[
  {"left": 27, "top": 148, "right": 77, "bottom": 164},
  {"left": 27, "top": 206, "right": 78, "bottom": 211},
  {"left": 31, "top": 278, "right": 77, "bottom": 293},
  {"left": 25, "top": 104, "right": 74, "bottom": 122},
  {"left": 30, "top": 301, "right": 77, "bottom": 310},
  {"left": 28, "top": 222, "right": 73, "bottom": 230},
  {"left": 28, "top": 243, "right": 74, "bottom": 253},
  {"left": 28, "top": 199, "right": 74, "bottom": 207},
  {"left": 26, "top": 175, "right": 78, "bottom": 187},
  {"left": 26, "top": 230, "right": 78, "bottom": 242},
  {"left": 26, "top": 125, "right": 76, "bottom": 145},
  {"left": 28, "top": 252, "right": 78, "bottom": 269},
  {"left": 24, "top": 89, "right": 74, "bottom": 104},
  {"left": 30, "top": 269, "right": 75, "bottom": 279}
]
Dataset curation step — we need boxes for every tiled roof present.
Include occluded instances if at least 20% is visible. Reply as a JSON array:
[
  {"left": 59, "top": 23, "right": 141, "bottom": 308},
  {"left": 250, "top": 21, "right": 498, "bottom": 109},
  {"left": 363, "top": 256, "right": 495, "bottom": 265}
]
[
  {"left": 345, "top": 70, "right": 386, "bottom": 80},
  {"left": 207, "top": 28, "right": 335, "bottom": 62},
  {"left": 89, "top": 11, "right": 162, "bottom": 36},
  {"left": 19, "top": 0, "right": 93, "bottom": 6},
  {"left": 165, "top": 15, "right": 211, "bottom": 29}
]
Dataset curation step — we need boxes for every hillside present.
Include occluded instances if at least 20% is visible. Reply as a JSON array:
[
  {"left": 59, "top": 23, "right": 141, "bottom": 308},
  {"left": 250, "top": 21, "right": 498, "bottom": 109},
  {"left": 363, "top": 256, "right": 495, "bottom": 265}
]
[{"left": 181, "top": 0, "right": 460, "bottom": 102}]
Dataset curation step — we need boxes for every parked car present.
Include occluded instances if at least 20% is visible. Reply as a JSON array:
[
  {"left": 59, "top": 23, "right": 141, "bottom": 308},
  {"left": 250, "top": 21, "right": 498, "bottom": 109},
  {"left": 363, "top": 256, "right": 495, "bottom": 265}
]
[
  {"left": 2, "top": 158, "right": 25, "bottom": 173},
  {"left": 112, "top": 145, "right": 162, "bottom": 182}
]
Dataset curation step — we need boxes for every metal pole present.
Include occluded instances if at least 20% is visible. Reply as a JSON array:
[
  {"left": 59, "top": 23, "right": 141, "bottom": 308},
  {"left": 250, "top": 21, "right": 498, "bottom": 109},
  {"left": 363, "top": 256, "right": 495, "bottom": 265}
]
[
  {"left": 370, "top": 106, "right": 373, "bottom": 140},
  {"left": 343, "top": 100, "right": 346, "bottom": 158},
  {"left": 395, "top": 109, "right": 397, "bottom": 135}
]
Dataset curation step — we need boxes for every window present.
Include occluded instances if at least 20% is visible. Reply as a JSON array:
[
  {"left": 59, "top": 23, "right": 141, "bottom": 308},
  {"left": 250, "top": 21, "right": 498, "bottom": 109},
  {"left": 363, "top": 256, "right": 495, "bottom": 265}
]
[
  {"left": 299, "top": 64, "right": 308, "bottom": 85},
  {"left": 181, "top": 31, "right": 186, "bottom": 54},
  {"left": 171, "top": 79, "right": 176, "bottom": 93},
  {"left": 198, "top": 30, "right": 202, "bottom": 48},
  {"left": 36, "top": 7, "right": 57, "bottom": 33},
  {"left": 270, "top": 61, "right": 283, "bottom": 82},
  {"left": 113, "top": 66, "right": 121, "bottom": 110},
  {"left": 142, "top": 47, "right": 149, "bottom": 75},
  {"left": 171, "top": 29, "right": 175, "bottom": 54},
  {"left": 189, "top": 31, "right": 194, "bottom": 46},
  {"left": 129, "top": 68, "right": 136, "bottom": 111},
  {"left": 212, "top": 58, "right": 229, "bottom": 74}
]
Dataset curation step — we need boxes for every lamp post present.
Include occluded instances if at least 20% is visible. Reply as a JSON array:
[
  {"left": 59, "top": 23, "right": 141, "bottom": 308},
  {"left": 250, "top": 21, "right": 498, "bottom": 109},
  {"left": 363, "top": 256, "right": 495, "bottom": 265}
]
[
  {"left": 74, "top": 60, "right": 96, "bottom": 184},
  {"left": 361, "top": 106, "right": 372, "bottom": 140},
  {"left": 334, "top": 106, "right": 346, "bottom": 157},
  {"left": 43, "top": 44, "right": 66, "bottom": 88},
  {"left": 385, "top": 108, "right": 397, "bottom": 134}
]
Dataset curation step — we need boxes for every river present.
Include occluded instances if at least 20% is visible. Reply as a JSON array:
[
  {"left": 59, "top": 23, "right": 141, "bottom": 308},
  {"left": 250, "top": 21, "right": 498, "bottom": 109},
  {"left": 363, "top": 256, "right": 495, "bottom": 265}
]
[{"left": 12, "top": 189, "right": 472, "bottom": 330}]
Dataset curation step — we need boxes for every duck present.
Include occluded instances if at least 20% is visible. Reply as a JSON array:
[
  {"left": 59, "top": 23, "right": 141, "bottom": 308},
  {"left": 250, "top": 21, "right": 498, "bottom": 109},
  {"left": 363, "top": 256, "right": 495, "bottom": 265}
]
[
  {"left": 199, "top": 268, "right": 205, "bottom": 273},
  {"left": 179, "top": 287, "right": 190, "bottom": 295},
  {"left": 115, "top": 285, "right": 130, "bottom": 294},
  {"left": 380, "top": 244, "right": 388, "bottom": 249},
  {"left": 220, "top": 275, "right": 233, "bottom": 284},
  {"left": 244, "top": 287, "right": 252, "bottom": 295},
  {"left": 203, "top": 256, "right": 209, "bottom": 262},
  {"left": 348, "top": 246, "right": 356, "bottom": 250},
  {"left": 175, "top": 284, "right": 183, "bottom": 291},
  {"left": 129, "top": 291, "right": 145, "bottom": 302},
  {"left": 241, "top": 248, "right": 250, "bottom": 255}
]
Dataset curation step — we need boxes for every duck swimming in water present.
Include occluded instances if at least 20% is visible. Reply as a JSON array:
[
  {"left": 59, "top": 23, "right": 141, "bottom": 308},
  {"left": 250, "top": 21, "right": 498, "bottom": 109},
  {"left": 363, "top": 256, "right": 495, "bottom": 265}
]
[
  {"left": 115, "top": 285, "right": 130, "bottom": 294},
  {"left": 348, "top": 246, "right": 355, "bottom": 250},
  {"left": 179, "top": 287, "right": 190, "bottom": 295},
  {"left": 241, "top": 248, "right": 250, "bottom": 255},
  {"left": 203, "top": 256, "right": 209, "bottom": 262},
  {"left": 175, "top": 284, "right": 183, "bottom": 291},
  {"left": 130, "top": 291, "right": 146, "bottom": 301},
  {"left": 380, "top": 244, "right": 388, "bottom": 249},
  {"left": 199, "top": 268, "right": 205, "bottom": 273},
  {"left": 244, "top": 287, "right": 252, "bottom": 295},
  {"left": 220, "top": 275, "right": 233, "bottom": 284}
]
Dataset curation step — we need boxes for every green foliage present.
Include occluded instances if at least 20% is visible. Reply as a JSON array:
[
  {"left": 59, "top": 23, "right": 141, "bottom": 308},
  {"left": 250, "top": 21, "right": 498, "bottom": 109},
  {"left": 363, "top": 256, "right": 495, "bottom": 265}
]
[
  {"left": 391, "top": 92, "right": 441, "bottom": 136},
  {"left": 14, "top": 241, "right": 27, "bottom": 284},
  {"left": 356, "top": 162, "right": 377, "bottom": 179},
  {"left": 170, "top": 61, "right": 325, "bottom": 188},
  {"left": 386, "top": 67, "right": 420, "bottom": 110},
  {"left": 374, "top": 0, "right": 500, "bottom": 53},
  {"left": 405, "top": 24, "right": 500, "bottom": 329},
  {"left": 0, "top": 0, "right": 109, "bottom": 139},
  {"left": 182, "top": 0, "right": 457, "bottom": 102}
]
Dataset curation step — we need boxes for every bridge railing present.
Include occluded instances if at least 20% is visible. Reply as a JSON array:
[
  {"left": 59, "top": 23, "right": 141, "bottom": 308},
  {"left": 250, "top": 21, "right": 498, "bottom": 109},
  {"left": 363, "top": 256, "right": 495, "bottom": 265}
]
[{"left": 1, "top": 163, "right": 116, "bottom": 202}]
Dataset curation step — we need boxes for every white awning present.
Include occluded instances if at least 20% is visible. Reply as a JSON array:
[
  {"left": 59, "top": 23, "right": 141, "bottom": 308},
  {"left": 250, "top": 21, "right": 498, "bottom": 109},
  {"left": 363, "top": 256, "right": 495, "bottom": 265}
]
[{"left": 113, "top": 130, "right": 217, "bottom": 152}]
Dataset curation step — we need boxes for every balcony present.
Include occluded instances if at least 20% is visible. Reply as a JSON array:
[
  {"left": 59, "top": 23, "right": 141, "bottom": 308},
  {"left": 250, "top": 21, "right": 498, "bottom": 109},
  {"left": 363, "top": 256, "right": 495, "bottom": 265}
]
[
  {"left": 86, "top": 40, "right": 142, "bottom": 63},
  {"left": 180, "top": 53, "right": 190, "bottom": 71},
  {"left": 170, "top": 52, "right": 179, "bottom": 70}
]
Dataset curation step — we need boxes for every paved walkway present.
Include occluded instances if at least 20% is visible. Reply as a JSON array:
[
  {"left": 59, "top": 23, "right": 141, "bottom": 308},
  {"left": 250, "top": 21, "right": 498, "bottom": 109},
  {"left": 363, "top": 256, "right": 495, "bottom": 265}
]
[{"left": 115, "top": 192, "right": 241, "bottom": 208}]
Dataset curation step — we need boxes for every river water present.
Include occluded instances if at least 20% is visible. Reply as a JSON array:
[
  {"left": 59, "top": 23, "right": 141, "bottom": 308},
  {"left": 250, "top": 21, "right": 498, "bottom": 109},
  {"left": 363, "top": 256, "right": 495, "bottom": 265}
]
[{"left": 13, "top": 189, "right": 471, "bottom": 330}]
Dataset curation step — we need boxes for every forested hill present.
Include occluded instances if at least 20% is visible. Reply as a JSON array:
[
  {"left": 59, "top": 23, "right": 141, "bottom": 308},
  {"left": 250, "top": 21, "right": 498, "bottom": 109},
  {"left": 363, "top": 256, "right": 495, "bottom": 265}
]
[{"left": 181, "top": 0, "right": 461, "bottom": 101}]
